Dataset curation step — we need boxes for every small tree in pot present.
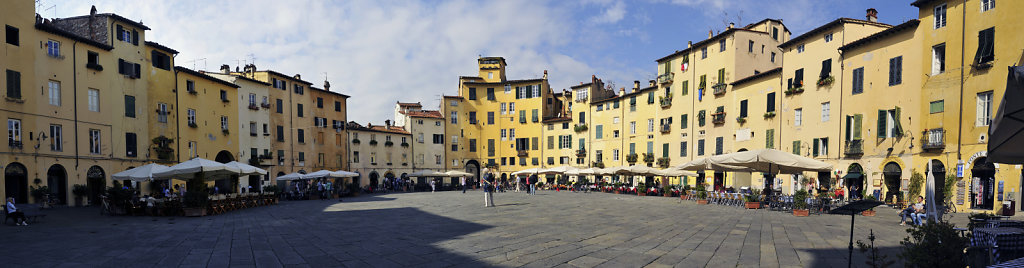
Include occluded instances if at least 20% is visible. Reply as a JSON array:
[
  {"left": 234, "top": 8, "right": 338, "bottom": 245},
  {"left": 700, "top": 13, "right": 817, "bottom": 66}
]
[
  {"left": 182, "top": 176, "right": 209, "bottom": 216},
  {"left": 695, "top": 184, "right": 708, "bottom": 204},
  {"left": 745, "top": 193, "right": 761, "bottom": 209},
  {"left": 72, "top": 184, "right": 88, "bottom": 207},
  {"left": 663, "top": 185, "right": 673, "bottom": 197},
  {"left": 793, "top": 189, "right": 809, "bottom": 216}
]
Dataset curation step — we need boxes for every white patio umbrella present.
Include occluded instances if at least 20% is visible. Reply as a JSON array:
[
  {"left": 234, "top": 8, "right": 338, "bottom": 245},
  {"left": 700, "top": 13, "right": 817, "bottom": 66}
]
[
  {"left": 331, "top": 170, "right": 360, "bottom": 178},
  {"left": 538, "top": 166, "right": 578, "bottom": 175},
  {"left": 654, "top": 168, "right": 698, "bottom": 177},
  {"left": 152, "top": 158, "right": 241, "bottom": 180},
  {"left": 989, "top": 66, "right": 1024, "bottom": 164},
  {"left": 596, "top": 166, "right": 627, "bottom": 175},
  {"left": 444, "top": 170, "right": 473, "bottom": 177},
  {"left": 511, "top": 168, "right": 543, "bottom": 176},
  {"left": 712, "top": 149, "right": 832, "bottom": 174},
  {"left": 676, "top": 156, "right": 754, "bottom": 172},
  {"left": 111, "top": 163, "right": 170, "bottom": 182},
  {"left": 224, "top": 161, "right": 268, "bottom": 176},
  {"left": 565, "top": 168, "right": 597, "bottom": 176},
  {"left": 301, "top": 170, "right": 336, "bottom": 180},
  {"left": 615, "top": 165, "right": 661, "bottom": 176},
  {"left": 408, "top": 170, "right": 447, "bottom": 177},
  {"left": 275, "top": 173, "right": 303, "bottom": 181}
]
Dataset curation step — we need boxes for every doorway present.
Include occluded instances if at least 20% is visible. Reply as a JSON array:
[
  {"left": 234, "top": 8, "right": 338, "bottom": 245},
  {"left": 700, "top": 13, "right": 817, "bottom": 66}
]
[
  {"left": 972, "top": 157, "right": 996, "bottom": 210},
  {"left": 713, "top": 172, "right": 725, "bottom": 191},
  {"left": 883, "top": 162, "right": 902, "bottom": 203},
  {"left": 86, "top": 166, "right": 106, "bottom": 205},
  {"left": 929, "top": 160, "right": 946, "bottom": 206},
  {"left": 47, "top": 164, "right": 68, "bottom": 205},
  {"left": 4, "top": 162, "right": 28, "bottom": 204}
]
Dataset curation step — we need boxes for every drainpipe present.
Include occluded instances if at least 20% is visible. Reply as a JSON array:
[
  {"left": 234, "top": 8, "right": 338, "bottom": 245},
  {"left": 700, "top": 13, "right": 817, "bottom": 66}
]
[
  {"left": 956, "top": 1, "right": 966, "bottom": 162},
  {"left": 72, "top": 41, "right": 80, "bottom": 170},
  {"left": 172, "top": 54, "right": 180, "bottom": 162}
]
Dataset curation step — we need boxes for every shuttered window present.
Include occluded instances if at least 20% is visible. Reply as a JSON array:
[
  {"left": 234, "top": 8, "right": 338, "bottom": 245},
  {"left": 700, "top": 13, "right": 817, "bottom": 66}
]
[
  {"left": 766, "top": 92, "right": 776, "bottom": 112},
  {"left": 793, "top": 140, "right": 801, "bottom": 155},
  {"left": 766, "top": 129, "right": 775, "bottom": 149},
  {"left": 888, "top": 56, "right": 903, "bottom": 86},
  {"left": 852, "top": 67, "right": 865, "bottom": 94},
  {"left": 820, "top": 59, "right": 832, "bottom": 78},
  {"left": 975, "top": 27, "right": 995, "bottom": 64}
]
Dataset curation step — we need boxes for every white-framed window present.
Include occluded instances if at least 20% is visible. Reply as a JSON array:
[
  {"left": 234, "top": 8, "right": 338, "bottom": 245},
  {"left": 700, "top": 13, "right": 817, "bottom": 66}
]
[
  {"left": 450, "top": 112, "right": 458, "bottom": 124},
  {"left": 532, "top": 84, "right": 540, "bottom": 97},
  {"left": 157, "top": 103, "right": 168, "bottom": 123},
  {"left": 824, "top": 33, "right": 833, "bottom": 43},
  {"left": 452, "top": 159, "right": 459, "bottom": 167},
  {"left": 510, "top": 128, "right": 515, "bottom": 139},
  {"left": 647, "top": 119, "right": 654, "bottom": 132},
  {"left": 89, "top": 129, "right": 101, "bottom": 154},
  {"left": 518, "top": 86, "right": 527, "bottom": 99},
  {"left": 977, "top": 91, "right": 993, "bottom": 126},
  {"left": 504, "top": 84, "right": 511, "bottom": 94},
  {"left": 451, "top": 135, "right": 458, "bottom": 144},
  {"left": 501, "top": 129, "right": 507, "bottom": 140},
  {"left": 352, "top": 151, "right": 360, "bottom": 163},
  {"left": 560, "top": 135, "right": 570, "bottom": 149},
  {"left": 981, "top": 0, "right": 995, "bottom": 12},
  {"left": 797, "top": 44, "right": 805, "bottom": 53},
  {"left": 612, "top": 149, "right": 620, "bottom": 161},
  {"left": 249, "top": 93, "right": 257, "bottom": 106},
  {"left": 509, "top": 102, "right": 515, "bottom": 113},
  {"left": 50, "top": 124, "right": 62, "bottom": 151},
  {"left": 613, "top": 117, "right": 620, "bottom": 124},
  {"left": 821, "top": 102, "right": 830, "bottom": 122},
  {"left": 88, "top": 88, "right": 100, "bottom": 112},
  {"left": 187, "top": 109, "right": 196, "bottom": 126},
  {"left": 46, "top": 40, "right": 60, "bottom": 57},
  {"left": 701, "top": 47, "right": 707, "bottom": 59},
  {"left": 576, "top": 88, "right": 588, "bottom": 102},
  {"left": 249, "top": 122, "right": 257, "bottom": 135},
  {"left": 500, "top": 103, "right": 506, "bottom": 115},
  {"left": 934, "top": 4, "right": 947, "bottom": 29},
  {"left": 8, "top": 119, "right": 22, "bottom": 144},
  {"left": 48, "top": 80, "right": 60, "bottom": 106},
  {"left": 630, "top": 121, "right": 636, "bottom": 134},
  {"left": 794, "top": 108, "right": 803, "bottom": 126},
  {"left": 221, "top": 116, "right": 229, "bottom": 130},
  {"left": 719, "top": 39, "right": 726, "bottom": 52},
  {"left": 435, "top": 155, "right": 442, "bottom": 165},
  {"left": 932, "top": 43, "right": 946, "bottom": 75}
]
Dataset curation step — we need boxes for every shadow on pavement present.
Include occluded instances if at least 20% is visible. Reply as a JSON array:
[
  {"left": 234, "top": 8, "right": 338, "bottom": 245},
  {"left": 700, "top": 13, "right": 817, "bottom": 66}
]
[{"left": 800, "top": 245, "right": 904, "bottom": 267}]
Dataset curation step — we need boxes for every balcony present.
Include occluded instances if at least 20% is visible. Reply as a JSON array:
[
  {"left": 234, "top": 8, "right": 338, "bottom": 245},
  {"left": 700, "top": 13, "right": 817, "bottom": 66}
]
[
  {"left": 659, "top": 96, "right": 672, "bottom": 108},
  {"left": 657, "top": 73, "right": 674, "bottom": 84},
  {"left": 260, "top": 102, "right": 271, "bottom": 109},
  {"left": 712, "top": 83, "right": 727, "bottom": 95},
  {"left": 711, "top": 112, "right": 726, "bottom": 124},
  {"left": 660, "top": 124, "right": 671, "bottom": 133},
  {"left": 9, "top": 140, "right": 23, "bottom": 149},
  {"left": 576, "top": 148, "right": 587, "bottom": 157},
  {"left": 248, "top": 104, "right": 259, "bottom": 110},
  {"left": 518, "top": 150, "right": 529, "bottom": 157},
  {"left": 844, "top": 140, "right": 864, "bottom": 156},
  {"left": 922, "top": 128, "right": 945, "bottom": 150}
]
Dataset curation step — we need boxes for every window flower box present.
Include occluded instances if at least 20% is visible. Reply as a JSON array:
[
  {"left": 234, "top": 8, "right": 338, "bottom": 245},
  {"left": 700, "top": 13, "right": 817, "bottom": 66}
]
[
  {"left": 817, "top": 76, "right": 834, "bottom": 87},
  {"left": 188, "top": 122, "right": 198, "bottom": 128},
  {"left": 642, "top": 153, "right": 654, "bottom": 164},
  {"left": 784, "top": 87, "right": 804, "bottom": 95},
  {"left": 352, "top": 139, "right": 361, "bottom": 144},
  {"left": 369, "top": 140, "right": 378, "bottom": 146},
  {"left": 401, "top": 142, "right": 409, "bottom": 147},
  {"left": 764, "top": 111, "right": 776, "bottom": 118},
  {"left": 626, "top": 153, "right": 638, "bottom": 164},
  {"left": 384, "top": 141, "right": 394, "bottom": 147},
  {"left": 574, "top": 123, "right": 588, "bottom": 132},
  {"left": 656, "top": 157, "right": 670, "bottom": 168},
  {"left": 222, "top": 129, "right": 230, "bottom": 135},
  {"left": 736, "top": 116, "right": 747, "bottom": 124}
]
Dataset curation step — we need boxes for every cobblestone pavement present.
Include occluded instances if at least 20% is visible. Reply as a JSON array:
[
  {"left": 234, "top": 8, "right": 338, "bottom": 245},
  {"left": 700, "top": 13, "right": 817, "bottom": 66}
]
[{"left": 0, "top": 190, "right": 974, "bottom": 267}]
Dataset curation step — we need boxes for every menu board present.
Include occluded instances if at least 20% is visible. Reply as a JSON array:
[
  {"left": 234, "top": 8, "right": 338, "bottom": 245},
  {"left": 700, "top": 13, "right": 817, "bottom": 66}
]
[{"left": 956, "top": 180, "right": 966, "bottom": 205}]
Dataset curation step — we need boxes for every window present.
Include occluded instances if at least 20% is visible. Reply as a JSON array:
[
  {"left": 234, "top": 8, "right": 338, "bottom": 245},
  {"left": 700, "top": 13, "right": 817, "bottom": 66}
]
[
  {"left": 559, "top": 135, "right": 571, "bottom": 149},
  {"left": 793, "top": 68, "right": 804, "bottom": 88},
  {"left": 820, "top": 59, "right": 832, "bottom": 79},
  {"left": 81, "top": 88, "right": 99, "bottom": 112},
  {"left": 276, "top": 126, "right": 284, "bottom": 142},
  {"left": 648, "top": 119, "right": 654, "bottom": 132},
  {"left": 450, "top": 112, "right": 458, "bottom": 124},
  {"left": 929, "top": 100, "right": 945, "bottom": 114},
  {"left": 469, "top": 139, "right": 477, "bottom": 152},
  {"left": 766, "top": 92, "right": 776, "bottom": 113},
  {"left": 576, "top": 88, "right": 588, "bottom": 102},
  {"left": 8, "top": 119, "right": 22, "bottom": 146},
  {"left": 293, "top": 84, "right": 304, "bottom": 95},
  {"left": 187, "top": 109, "right": 196, "bottom": 126},
  {"left": 613, "top": 130, "right": 619, "bottom": 138},
  {"left": 487, "top": 112, "right": 494, "bottom": 125},
  {"left": 715, "top": 137, "right": 723, "bottom": 155},
  {"left": 793, "top": 140, "right": 801, "bottom": 155},
  {"left": 697, "top": 110, "right": 706, "bottom": 127},
  {"left": 335, "top": 101, "right": 342, "bottom": 112},
  {"left": 852, "top": 67, "right": 865, "bottom": 94},
  {"left": 468, "top": 112, "right": 477, "bottom": 124},
  {"left": 186, "top": 80, "right": 196, "bottom": 93},
  {"left": 813, "top": 138, "right": 828, "bottom": 157},
  {"left": 532, "top": 109, "right": 538, "bottom": 122},
  {"left": 125, "top": 132, "right": 136, "bottom": 157},
  {"left": 5, "top": 25, "right": 19, "bottom": 46},
  {"left": 629, "top": 143, "right": 635, "bottom": 155},
  {"left": 117, "top": 59, "right": 141, "bottom": 78},
  {"left": 510, "top": 129, "right": 515, "bottom": 139},
  {"left": 794, "top": 108, "right": 802, "bottom": 126},
  {"left": 87, "top": 51, "right": 100, "bottom": 70},
  {"left": 432, "top": 134, "right": 444, "bottom": 144},
  {"left": 296, "top": 104, "right": 303, "bottom": 117},
  {"left": 888, "top": 56, "right": 903, "bottom": 86},
  {"left": 486, "top": 88, "right": 495, "bottom": 100},
  {"left": 151, "top": 51, "right": 171, "bottom": 70},
  {"left": 932, "top": 44, "right": 946, "bottom": 75},
  {"left": 115, "top": 24, "right": 137, "bottom": 45},
  {"left": 249, "top": 93, "right": 258, "bottom": 107},
  {"left": 629, "top": 121, "right": 636, "bottom": 134},
  {"left": 488, "top": 139, "right": 495, "bottom": 157},
  {"left": 467, "top": 88, "right": 476, "bottom": 100},
  {"left": 981, "top": 0, "right": 995, "bottom": 11},
  {"left": 717, "top": 68, "right": 725, "bottom": 84},
  {"left": 297, "top": 129, "right": 305, "bottom": 143},
  {"left": 5, "top": 70, "right": 21, "bottom": 99},
  {"left": 719, "top": 39, "right": 726, "bottom": 52},
  {"left": 249, "top": 122, "right": 257, "bottom": 136},
  {"left": 533, "top": 84, "right": 540, "bottom": 98},
  {"left": 519, "top": 110, "right": 526, "bottom": 123},
  {"left": 298, "top": 152, "right": 305, "bottom": 163},
  {"left": 500, "top": 103, "right": 506, "bottom": 114},
  {"left": 934, "top": 4, "right": 947, "bottom": 29},
  {"left": 124, "top": 95, "right": 136, "bottom": 118},
  {"left": 680, "top": 114, "right": 688, "bottom": 129},
  {"left": 89, "top": 129, "right": 101, "bottom": 154},
  {"left": 876, "top": 108, "right": 904, "bottom": 138},
  {"left": 48, "top": 81, "right": 60, "bottom": 106},
  {"left": 595, "top": 125, "right": 603, "bottom": 139},
  {"left": 770, "top": 52, "right": 776, "bottom": 63},
  {"left": 501, "top": 129, "right": 507, "bottom": 140},
  {"left": 46, "top": 40, "right": 60, "bottom": 58},
  {"left": 797, "top": 44, "right": 805, "bottom": 53},
  {"left": 975, "top": 28, "right": 995, "bottom": 64},
  {"left": 436, "top": 155, "right": 442, "bottom": 165},
  {"left": 221, "top": 116, "right": 229, "bottom": 130},
  {"left": 772, "top": 27, "right": 779, "bottom": 40},
  {"left": 824, "top": 32, "right": 833, "bottom": 43},
  {"left": 697, "top": 139, "right": 705, "bottom": 156},
  {"left": 978, "top": 92, "right": 993, "bottom": 126},
  {"left": 739, "top": 100, "right": 748, "bottom": 118},
  {"left": 701, "top": 47, "right": 707, "bottom": 59},
  {"left": 509, "top": 102, "right": 516, "bottom": 114},
  {"left": 748, "top": 40, "right": 754, "bottom": 52},
  {"left": 518, "top": 86, "right": 527, "bottom": 99},
  {"left": 274, "top": 99, "right": 283, "bottom": 113},
  {"left": 821, "top": 102, "right": 830, "bottom": 122},
  {"left": 679, "top": 142, "right": 687, "bottom": 157},
  {"left": 157, "top": 103, "right": 168, "bottom": 123}
]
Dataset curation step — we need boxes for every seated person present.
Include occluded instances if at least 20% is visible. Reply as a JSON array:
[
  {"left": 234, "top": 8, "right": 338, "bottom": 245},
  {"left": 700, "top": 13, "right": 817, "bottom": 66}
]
[
  {"left": 911, "top": 196, "right": 926, "bottom": 226},
  {"left": 6, "top": 197, "right": 28, "bottom": 226}
]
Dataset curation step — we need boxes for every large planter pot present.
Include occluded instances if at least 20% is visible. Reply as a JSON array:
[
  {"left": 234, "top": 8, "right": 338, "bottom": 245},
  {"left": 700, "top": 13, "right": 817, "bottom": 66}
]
[
  {"left": 183, "top": 207, "right": 206, "bottom": 217},
  {"left": 745, "top": 202, "right": 761, "bottom": 209},
  {"left": 614, "top": 190, "right": 621, "bottom": 194},
  {"left": 793, "top": 209, "right": 810, "bottom": 217},
  {"left": 697, "top": 199, "right": 709, "bottom": 205},
  {"left": 680, "top": 195, "right": 688, "bottom": 201},
  {"left": 861, "top": 210, "right": 876, "bottom": 217},
  {"left": 74, "top": 197, "right": 83, "bottom": 207},
  {"left": 664, "top": 193, "right": 672, "bottom": 197},
  {"left": 637, "top": 192, "right": 646, "bottom": 196}
]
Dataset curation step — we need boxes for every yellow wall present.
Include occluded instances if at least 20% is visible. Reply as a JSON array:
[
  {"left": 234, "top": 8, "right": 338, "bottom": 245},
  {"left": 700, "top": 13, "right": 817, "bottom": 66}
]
[{"left": 175, "top": 68, "right": 237, "bottom": 163}]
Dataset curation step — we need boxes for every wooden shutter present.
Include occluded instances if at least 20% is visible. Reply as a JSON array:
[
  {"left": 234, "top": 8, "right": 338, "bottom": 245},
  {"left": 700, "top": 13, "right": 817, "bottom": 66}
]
[
  {"left": 845, "top": 116, "right": 852, "bottom": 141},
  {"left": 766, "top": 129, "right": 774, "bottom": 149},
  {"left": 812, "top": 138, "right": 819, "bottom": 156},
  {"left": 548, "top": 136, "right": 554, "bottom": 150},
  {"left": 515, "top": 87, "right": 521, "bottom": 99},
  {"left": 116, "top": 25, "right": 124, "bottom": 41},
  {"left": 682, "top": 81, "right": 688, "bottom": 95},
  {"left": 680, "top": 114, "right": 687, "bottom": 129},
  {"left": 787, "top": 78, "right": 793, "bottom": 89},
  {"left": 854, "top": 114, "right": 863, "bottom": 139},
  {"left": 740, "top": 100, "right": 748, "bottom": 117},
  {"left": 717, "top": 68, "right": 725, "bottom": 84},
  {"left": 820, "top": 59, "right": 831, "bottom": 78},
  {"left": 118, "top": 59, "right": 125, "bottom": 74},
  {"left": 893, "top": 107, "right": 903, "bottom": 136},
  {"left": 133, "top": 63, "right": 141, "bottom": 78},
  {"left": 888, "top": 58, "right": 896, "bottom": 86},
  {"left": 132, "top": 29, "right": 139, "bottom": 45},
  {"left": 895, "top": 57, "right": 902, "bottom": 84},
  {"left": 793, "top": 140, "right": 800, "bottom": 155},
  {"left": 877, "top": 110, "right": 887, "bottom": 138}
]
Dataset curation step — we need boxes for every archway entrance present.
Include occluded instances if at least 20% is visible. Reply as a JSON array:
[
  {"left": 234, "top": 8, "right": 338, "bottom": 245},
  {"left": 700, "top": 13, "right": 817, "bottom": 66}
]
[
  {"left": 930, "top": 160, "right": 946, "bottom": 206},
  {"left": 368, "top": 172, "right": 379, "bottom": 190},
  {"left": 844, "top": 163, "right": 865, "bottom": 200},
  {"left": 883, "top": 162, "right": 902, "bottom": 203},
  {"left": 4, "top": 162, "right": 28, "bottom": 203},
  {"left": 214, "top": 150, "right": 235, "bottom": 193},
  {"left": 713, "top": 172, "right": 725, "bottom": 191},
  {"left": 464, "top": 160, "right": 480, "bottom": 187},
  {"left": 86, "top": 166, "right": 106, "bottom": 205},
  {"left": 972, "top": 157, "right": 996, "bottom": 210},
  {"left": 47, "top": 164, "right": 68, "bottom": 205}
]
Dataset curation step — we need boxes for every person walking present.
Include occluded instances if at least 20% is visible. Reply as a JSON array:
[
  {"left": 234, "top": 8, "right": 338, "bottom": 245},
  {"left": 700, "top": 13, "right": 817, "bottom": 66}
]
[
  {"left": 461, "top": 176, "right": 467, "bottom": 194},
  {"left": 483, "top": 169, "right": 495, "bottom": 207},
  {"left": 529, "top": 174, "right": 538, "bottom": 195},
  {"left": 430, "top": 179, "right": 436, "bottom": 193}
]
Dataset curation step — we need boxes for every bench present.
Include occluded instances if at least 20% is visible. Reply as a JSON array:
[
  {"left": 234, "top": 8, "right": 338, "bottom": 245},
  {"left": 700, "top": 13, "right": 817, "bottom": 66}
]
[{"left": 2, "top": 205, "right": 46, "bottom": 225}]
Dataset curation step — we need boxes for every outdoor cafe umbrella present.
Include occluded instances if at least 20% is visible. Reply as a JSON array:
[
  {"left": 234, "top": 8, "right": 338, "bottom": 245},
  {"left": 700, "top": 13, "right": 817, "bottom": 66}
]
[
  {"left": 111, "top": 163, "right": 170, "bottom": 182},
  {"left": 224, "top": 161, "right": 267, "bottom": 176},
  {"left": 331, "top": 170, "right": 360, "bottom": 178},
  {"left": 511, "top": 168, "right": 543, "bottom": 176},
  {"left": 988, "top": 66, "right": 1024, "bottom": 164},
  {"left": 565, "top": 168, "right": 597, "bottom": 176},
  {"left": 444, "top": 170, "right": 473, "bottom": 177},
  {"left": 300, "top": 170, "right": 338, "bottom": 180},
  {"left": 712, "top": 149, "right": 832, "bottom": 174},
  {"left": 538, "top": 166, "right": 578, "bottom": 175},
  {"left": 152, "top": 158, "right": 241, "bottom": 180},
  {"left": 654, "top": 168, "right": 698, "bottom": 177},
  {"left": 676, "top": 157, "right": 754, "bottom": 172},
  {"left": 408, "top": 170, "right": 447, "bottom": 177},
  {"left": 614, "top": 165, "right": 661, "bottom": 176},
  {"left": 275, "top": 173, "right": 304, "bottom": 181}
]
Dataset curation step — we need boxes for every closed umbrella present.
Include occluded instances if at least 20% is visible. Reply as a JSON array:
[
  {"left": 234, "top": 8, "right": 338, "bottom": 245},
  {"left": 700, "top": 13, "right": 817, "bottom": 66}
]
[
  {"left": 111, "top": 163, "right": 170, "bottom": 182},
  {"left": 152, "top": 158, "right": 241, "bottom": 180},
  {"left": 224, "top": 161, "right": 267, "bottom": 176},
  {"left": 989, "top": 66, "right": 1024, "bottom": 164}
]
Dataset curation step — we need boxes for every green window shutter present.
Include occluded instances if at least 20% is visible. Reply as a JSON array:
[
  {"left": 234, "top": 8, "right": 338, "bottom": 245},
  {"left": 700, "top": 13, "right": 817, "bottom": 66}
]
[
  {"left": 520, "top": 110, "right": 526, "bottom": 123},
  {"left": 648, "top": 92, "right": 654, "bottom": 103},
  {"left": 718, "top": 68, "right": 725, "bottom": 84},
  {"left": 680, "top": 114, "right": 688, "bottom": 129},
  {"left": 548, "top": 136, "right": 554, "bottom": 150},
  {"left": 854, "top": 114, "right": 863, "bottom": 139},
  {"left": 893, "top": 107, "right": 903, "bottom": 137},
  {"left": 515, "top": 87, "right": 521, "bottom": 99},
  {"left": 766, "top": 129, "right": 774, "bottom": 149},
  {"left": 682, "top": 81, "right": 689, "bottom": 95},
  {"left": 532, "top": 109, "right": 538, "bottom": 122},
  {"left": 793, "top": 141, "right": 800, "bottom": 155},
  {"left": 877, "top": 110, "right": 887, "bottom": 138},
  {"left": 568, "top": 135, "right": 572, "bottom": 149},
  {"left": 662, "top": 143, "right": 669, "bottom": 158},
  {"left": 812, "top": 138, "right": 819, "bottom": 156}
]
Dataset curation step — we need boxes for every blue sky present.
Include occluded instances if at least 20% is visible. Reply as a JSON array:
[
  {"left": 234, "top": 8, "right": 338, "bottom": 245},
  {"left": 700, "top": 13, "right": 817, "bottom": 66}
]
[{"left": 42, "top": 0, "right": 922, "bottom": 123}]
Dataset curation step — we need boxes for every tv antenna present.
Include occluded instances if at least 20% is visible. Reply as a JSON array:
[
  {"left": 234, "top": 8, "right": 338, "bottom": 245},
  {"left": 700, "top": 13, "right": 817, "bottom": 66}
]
[{"left": 185, "top": 58, "right": 207, "bottom": 71}]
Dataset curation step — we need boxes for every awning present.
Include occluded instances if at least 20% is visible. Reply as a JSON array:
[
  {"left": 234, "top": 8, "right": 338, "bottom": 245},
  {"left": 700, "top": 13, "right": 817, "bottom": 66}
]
[
  {"left": 842, "top": 173, "right": 863, "bottom": 180},
  {"left": 989, "top": 66, "right": 1024, "bottom": 164}
]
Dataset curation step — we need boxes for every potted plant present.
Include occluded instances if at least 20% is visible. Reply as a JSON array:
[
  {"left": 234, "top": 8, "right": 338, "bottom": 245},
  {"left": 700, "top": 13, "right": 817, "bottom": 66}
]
[
  {"left": 744, "top": 194, "right": 761, "bottom": 209},
  {"left": 656, "top": 157, "right": 670, "bottom": 168},
  {"left": 613, "top": 182, "right": 623, "bottom": 194},
  {"left": 695, "top": 184, "right": 708, "bottom": 204},
  {"left": 72, "top": 184, "right": 88, "bottom": 207},
  {"left": 663, "top": 185, "right": 673, "bottom": 197},
  {"left": 626, "top": 153, "right": 638, "bottom": 165},
  {"left": 736, "top": 116, "right": 747, "bottom": 124},
  {"left": 793, "top": 189, "right": 809, "bottom": 216},
  {"left": 642, "top": 153, "right": 655, "bottom": 165},
  {"left": 637, "top": 184, "right": 647, "bottom": 196},
  {"left": 679, "top": 186, "right": 689, "bottom": 200},
  {"left": 764, "top": 111, "right": 776, "bottom": 118},
  {"left": 862, "top": 195, "right": 877, "bottom": 216}
]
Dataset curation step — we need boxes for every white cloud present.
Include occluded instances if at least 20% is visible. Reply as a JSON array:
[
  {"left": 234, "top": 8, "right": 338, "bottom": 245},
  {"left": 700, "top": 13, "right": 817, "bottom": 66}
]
[{"left": 590, "top": 1, "right": 627, "bottom": 24}]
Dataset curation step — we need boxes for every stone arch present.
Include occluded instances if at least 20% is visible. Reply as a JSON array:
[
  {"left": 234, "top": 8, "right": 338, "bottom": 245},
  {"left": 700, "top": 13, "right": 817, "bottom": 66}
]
[
  {"left": 47, "top": 164, "right": 68, "bottom": 205},
  {"left": 86, "top": 165, "right": 106, "bottom": 205},
  {"left": 4, "top": 162, "right": 28, "bottom": 203},
  {"left": 883, "top": 162, "right": 902, "bottom": 202}
]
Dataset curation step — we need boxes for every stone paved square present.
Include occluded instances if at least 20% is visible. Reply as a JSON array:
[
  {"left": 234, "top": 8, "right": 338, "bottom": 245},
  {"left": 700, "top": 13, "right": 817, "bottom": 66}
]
[{"left": 0, "top": 190, "right": 972, "bottom": 267}]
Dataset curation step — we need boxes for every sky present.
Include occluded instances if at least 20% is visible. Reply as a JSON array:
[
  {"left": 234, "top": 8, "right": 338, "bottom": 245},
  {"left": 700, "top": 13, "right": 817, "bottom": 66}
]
[{"left": 40, "top": 0, "right": 921, "bottom": 124}]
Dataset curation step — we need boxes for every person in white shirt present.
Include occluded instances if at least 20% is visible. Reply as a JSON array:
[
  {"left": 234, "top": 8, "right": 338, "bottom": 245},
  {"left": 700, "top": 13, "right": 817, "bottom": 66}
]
[
  {"left": 6, "top": 197, "right": 28, "bottom": 226},
  {"left": 461, "top": 177, "right": 467, "bottom": 194}
]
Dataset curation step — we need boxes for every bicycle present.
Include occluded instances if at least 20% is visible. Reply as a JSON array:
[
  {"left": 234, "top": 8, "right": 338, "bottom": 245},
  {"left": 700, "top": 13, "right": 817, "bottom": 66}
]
[{"left": 944, "top": 200, "right": 958, "bottom": 214}]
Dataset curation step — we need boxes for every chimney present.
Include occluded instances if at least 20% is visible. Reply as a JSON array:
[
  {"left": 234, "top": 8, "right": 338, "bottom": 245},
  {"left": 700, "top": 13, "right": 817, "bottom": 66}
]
[
  {"left": 728, "top": 22, "right": 734, "bottom": 29},
  {"left": 543, "top": 70, "right": 548, "bottom": 80},
  {"left": 648, "top": 80, "right": 655, "bottom": 87},
  {"left": 619, "top": 87, "right": 625, "bottom": 96},
  {"left": 324, "top": 80, "right": 331, "bottom": 90},
  {"left": 687, "top": 41, "right": 692, "bottom": 48},
  {"left": 220, "top": 64, "right": 230, "bottom": 74},
  {"left": 633, "top": 80, "right": 640, "bottom": 90},
  {"left": 293, "top": 74, "right": 301, "bottom": 80},
  {"left": 385, "top": 120, "right": 391, "bottom": 127},
  {"left": 90, "top": 5, "right": 97, "bottom": 16},
  {"left": 866, "top": 8, "right": 878, "bottom": 22},
  {"left": 708, "top": 30, "right": 714, "bottom": 38}
]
